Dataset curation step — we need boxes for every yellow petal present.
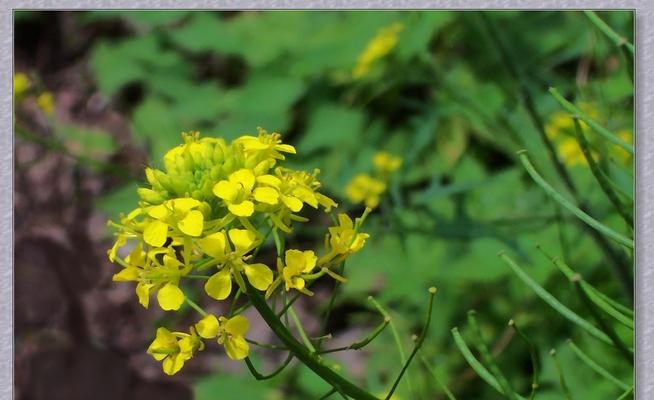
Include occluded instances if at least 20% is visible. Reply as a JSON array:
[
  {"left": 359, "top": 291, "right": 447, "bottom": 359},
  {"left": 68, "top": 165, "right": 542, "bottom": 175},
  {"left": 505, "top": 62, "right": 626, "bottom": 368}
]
[
  {"left": 224, "top": 335, "right": 249, "bottom": 360},
  {"left": 292, "top": 187, "right": 318, "bottom": 208},
  {"left": 229, "top": 169, "right": 255, "bottom": 192},
  {"left": 275, "top": 144, "right": 296, "bottom": 154},
  {"left": 147, "top": 204, "right": 169, "bottom": 220},
  {"left": 173, "top": 198, "right": 201, "bottom": 213},
  {"left": 198, "top": 231, "right": 227, "bottom": 259},
  {"left": 284, "top": 249, "right": 306, "bottom": 271},
  {"left": 143, "top": 220, "right": 168, "bottom": 247},
  {"left": 253, "top": 187, "right": 279, "bottom": 205},
  {"left": 195, "top": 314, "right": 220, "bottom": 339},
  {"left": 224, "top": 315, "right": 249, "bottom": 336},
  {"left": 244, "top": 263, "right": 273, "bottom": 291},
  {"left": 177, "top": 210, "right": 204, "bottom": 237},
  {"left": 108, "top": 235, "right": 127, "bottom": 262},
  {"left": 136, "top": 282, "right": 154, "bottom": 308},
  {"left": 256, "top": 174, "right": 282, "bottom": 187},
  {"left": 213, "top": 180, "right": 239, "bottom": 201},
  {"left": 204, "top": 268, "right": 232, "bottom": 300},
  {"left": 162, "top": 354, "right": 185, "bottom": 375},
  {"left": 157, "top": 282, "right": 185, "bottom": 311},
  {"left": 281, "top": 195, "right": 303, "bottom": 212},
  {"left": 228, "top": 229, "right": 257, "bottom": 254},
  {"left": 228, "top": 201, "right": 254, "bottom": 217},
  {"left": 112, "top": 267, "right": 139, "bottom": 282}
]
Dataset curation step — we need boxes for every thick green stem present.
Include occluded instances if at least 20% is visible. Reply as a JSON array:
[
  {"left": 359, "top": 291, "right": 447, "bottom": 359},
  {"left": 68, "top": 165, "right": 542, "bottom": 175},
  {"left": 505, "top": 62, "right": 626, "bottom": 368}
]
[{"left": 245, "top": 281, "right": 380, "bottom": 400}]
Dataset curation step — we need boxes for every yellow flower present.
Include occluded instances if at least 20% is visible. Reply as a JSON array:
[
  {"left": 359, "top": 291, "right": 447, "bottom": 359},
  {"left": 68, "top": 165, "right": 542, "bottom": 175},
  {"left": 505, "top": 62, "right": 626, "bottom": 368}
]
[
  {"left": 234, "top": 127, "right": 296, "bottom": 162},
  {"left": 195, "top": 314, "right": 250, "bottom": 360},
  {"left": 147, "top": 327, "right": 204, "bottom": 375},
  {"left": 373, "top": 151, "right": 402, "bottom": 174},
  {"left": 112, "top": 244, "right": 188, "bottom": 311},
  {"left": 201, "top": 229, "right": 273, "bottom": 300},
  {"left": 557, "top": 137, "right": 587, "bottom": 166},
  {"left": 36, "top": 91, "right": 55, "bottom": 114},
  {"left": 14, "top": 73, "right": 31, "bottom": 98},
  {"left": 319, "top": 213, "right": 369, "bottom": 266},
  {"left": 280, "top": 249, "right": 318, "bottom": 293},
  {"left": 345, "top": 173, "right": 386, "bottom": 209},
  {"left": 141, "top": 198, "right": 207, "bottom": 247},
  {"left": 213, "top": 169, "right": 257, "bottom": 217},
  {"left": 353, "top": 22, "right": 403, "bottom": 79}
]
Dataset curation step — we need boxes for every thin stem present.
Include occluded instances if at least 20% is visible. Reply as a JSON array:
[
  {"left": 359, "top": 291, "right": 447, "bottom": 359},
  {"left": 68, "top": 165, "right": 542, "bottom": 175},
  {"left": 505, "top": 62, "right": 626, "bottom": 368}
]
[
  {"left": 245, "top": 281, "right": 380, "bottom": 400},
  {"left": 572, "top": 118, "right": 633, "bottom": 227},
  {"left": 368, "top": 295, "right": 415, "bottom": 398},
  {"left": 384, "top": 287, "right": 437, "bottom": 400},
  {"left": 317, "top": 263, "right": 345, "bottom": 350},
  {"left": 617, "top": 386, "right": 634, "bottom": 400},
  {"left": 571, "top": 276, "right": 633, "bottom": 363},
  {"left": 319, "top": 316, "right": 390, "bottom": 354},
  {"left": 550, "top": 349, "right": 573, "bottom": 400},
  {"left": 499, "top": 252, "right": 614, "bottom": 347},
  {"left": 549, "top": 87, "right": 633, "bottom": 154},
  {"left": 288, "top": 305, "right": 316, "bottom": 353},
  {"left": 244, "top": 353, "right": 294, "bottom": 381},
  {"left": 567, "top": 339, "right": 630, "bottom": 391},
  {"left": 228, "top": 288, "right": 243, "bottom": 317},
  {"left": 245, "top": 338, "right": 288, "bottom": 351},
  {"left": 319, "top": 388, "right": 338, "bottom": 400},
  {"left": 185, "top": 297, "right": 207, "bottom": 317},
  {"left": 508, "top": 319, "right": 539, "bottom": 400},
  {"left": 467, "top": 311, "right": 518, "bottom": 400},
  {"left": 518, "top": 151, "right": 633, "bottom": 248},
  {"left": 583, "top": 11, "right": 634, "bottom": 55},
  {"left": 420, "top": 355, "right": 457, "bottom": 400}
]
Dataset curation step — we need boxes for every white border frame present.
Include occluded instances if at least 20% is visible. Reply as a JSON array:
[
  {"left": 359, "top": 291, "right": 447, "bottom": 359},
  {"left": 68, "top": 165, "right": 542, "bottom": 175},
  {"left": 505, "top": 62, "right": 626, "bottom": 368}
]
[{"left": 4, "top": 1, "right": 650, "bottom": 399}]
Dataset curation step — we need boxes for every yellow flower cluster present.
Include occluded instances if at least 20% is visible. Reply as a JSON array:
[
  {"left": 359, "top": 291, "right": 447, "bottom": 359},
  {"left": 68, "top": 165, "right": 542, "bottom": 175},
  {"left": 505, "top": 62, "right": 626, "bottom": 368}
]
[
  {"left": 14, "top": 72, "right": 55, "bottom": 115},
  {"left": 353, "top": 22, "right": 403, "bottom": 79},
  {"left": 346, "top": 151, "right": 402, "bottom": 208},
  {"left": 107, "top": 128, "right": 369, "bottom": 374}
]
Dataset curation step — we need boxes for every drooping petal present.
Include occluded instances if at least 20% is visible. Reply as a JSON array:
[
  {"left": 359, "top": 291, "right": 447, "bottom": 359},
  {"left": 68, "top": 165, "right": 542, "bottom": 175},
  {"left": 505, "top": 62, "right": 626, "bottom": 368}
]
[
  {"left": 204, "top": 268, "right": 233, "bottom": 301},
  {"left": 108, "top": 235, "right": 127, "bottom": 262},
  {"left": 198, "top": 231, "right": 227, "bottom": 259},
  {"left": 244, "top": 263, "right": 273, "bottom": 291},
  {"left": 136, "top": 282, "right": 155, "bottom": 308},
  {"left": 253, "top": 187, "right": 279, "bottom": 205},
  {"left": 195, "top": 314, "right": 220, "bottom": 339},
  {"left": 112, "top": 267, "right": 139, "bottom": 282},
  {"left": 162, "top": 353, "right": 185, "bottom": 375},
  {"left": 177, "top": 210, "right": 204, "bottom": 237},
  {"left": 224, "top": 335, "right": 249, "bottom": 360},
  {"left": 292, "top": 187, "right": 318, "bottom": 208},
  {"left": 275, "top": 143, "right": 296, "bottom": 154},
  {"left": 223, "top": 315, "right": 249, "bottom": 337},
  {"left": 157, "top": 282, "right": 185, "bottom": 311},
  {"left": 229, "top": 169, "right": 255, "bottom": 192},
  {"left": 213, "top": 180, "right": 239, "bottom": 201},
  {"left": 228, "top": 229, "right": 257, "bottom": 254},
  {"left": 143, "top": 220, "right": 168, "bottom": 247},
  {"left": 228, "top": 200, "right": 254, "bottom": 217},
  {"left": 281, "top": 195, "right": 303, "bottom": 212}
]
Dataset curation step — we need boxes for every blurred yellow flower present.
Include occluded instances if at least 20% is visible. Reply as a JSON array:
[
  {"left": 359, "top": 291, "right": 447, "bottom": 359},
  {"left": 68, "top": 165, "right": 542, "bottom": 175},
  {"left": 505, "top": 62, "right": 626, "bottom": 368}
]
[
  {"left": 14, "top": 73, "right": 31, "bottom": 98},
  {"left": 373, "top": 151, "right": 402, "bottom": 174},
  {"left": 36, "top": 91, "right": 55, "bottom": 114},
  {"left": 353, "top": 22, "right": 403, "bottom": 79},
  {"left": 346, "top": 173, "right": 386, "bottom": 208},
  {"left": 147, "top": 327, "right": 204, "bottom": 375}
]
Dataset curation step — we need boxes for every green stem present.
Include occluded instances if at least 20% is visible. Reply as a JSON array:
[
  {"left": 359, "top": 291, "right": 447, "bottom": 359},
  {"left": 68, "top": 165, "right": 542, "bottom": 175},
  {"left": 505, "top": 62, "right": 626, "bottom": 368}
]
[
  {"left": 567, "top": 339, "right": 630, "bottom": 390},
  {"left": 319, "top": 317, "right": 389, "bottom": 354},
  {"left": 244, "top": 353, "right": 294, "bottom": 380},
  {"left": 384, "top": 287, "right": 437, "bottom": 400},
  {"left": 572, "top": 118, "right": 633, "bottom": 227},
  {"left": 467, "top": 311, "right": 518, "bottom": 400},
  {"left": 550, "top": 349, "right": 573, "bottom": 400},
  {"left": 245, "top": 338, "right": 287, "bottom": 351},
  {"left": 583, "top": 11, "right": 634, "bottom": 55},
  {"left": 288, "top": 305, "right": 316, "bottom": 353},
  {"left": 548, "top": 87, "right": 633, "bottom": 154},
  {"left": 508, "top": 319, "right": 539, "bottom": 400},
  {"left": 245, "top": 281, "right": 380, "bottom": 400},
  {"left": 185, "top": 297, "right": 207, "bottom": 317},
  {"left": 420, "top": 356, "right": 457, "bottom": 400},
  {"left": 518, "top": 151, "right": 633, "bottom": 248}
]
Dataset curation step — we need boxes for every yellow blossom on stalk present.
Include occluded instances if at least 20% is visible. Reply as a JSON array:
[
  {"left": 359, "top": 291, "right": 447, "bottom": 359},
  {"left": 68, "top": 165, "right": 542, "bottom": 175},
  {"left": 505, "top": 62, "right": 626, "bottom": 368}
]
[
  {"left": 36, "top": 91, "right": 55, "bottom": 114},
  {"left": 14, "top": 73, "right": 31, "bottom": 98},
  {"left": 373, "top": 151, "right": 402, "bottom": 174},
  {"left": 346, "top": 173, "right": 386, "bottom": 209},
  {"left": 353, "top": 22, "right": 403, "bottom": 79},
  {"left": 112, "top": 244, "right": 189, "bottom": 310},
  {"left": 318, "top": 212, "right": 370, "bottom": 266},
  {"left": 616, "top": 129, "right": 633, "bottom": 165},
  {"left": 200, "top": 229, "right": 273, "bottom": 300},
  {"left": 545, "top": 104, "right": 601, "bottom": 167},
  {"left": 195, "top": 314, "right": 250, "bottom": 360},
  {"left": 147, "top": 327, "right": 204, "bottom": 375}
]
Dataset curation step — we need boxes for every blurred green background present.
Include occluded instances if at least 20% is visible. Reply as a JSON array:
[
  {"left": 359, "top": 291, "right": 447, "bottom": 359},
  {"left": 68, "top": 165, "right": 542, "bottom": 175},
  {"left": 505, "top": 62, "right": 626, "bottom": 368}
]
[{"left": 14, "top": 10, "right": 633, "bottom": 400}]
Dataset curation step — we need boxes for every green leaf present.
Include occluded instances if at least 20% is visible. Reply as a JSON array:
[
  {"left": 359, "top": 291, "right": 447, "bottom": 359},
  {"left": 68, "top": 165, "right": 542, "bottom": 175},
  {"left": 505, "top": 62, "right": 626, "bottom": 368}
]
[{"left": 298, "top": 104, "right": 364, "bottom": 153}]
